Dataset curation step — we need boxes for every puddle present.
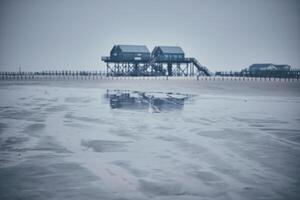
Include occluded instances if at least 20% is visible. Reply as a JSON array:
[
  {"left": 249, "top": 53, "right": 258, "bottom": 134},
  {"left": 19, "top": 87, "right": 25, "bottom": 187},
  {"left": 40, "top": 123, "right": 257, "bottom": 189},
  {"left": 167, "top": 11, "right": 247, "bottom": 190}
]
[{"left": 105, "top": 90, "right": 193, "bottom": 113}]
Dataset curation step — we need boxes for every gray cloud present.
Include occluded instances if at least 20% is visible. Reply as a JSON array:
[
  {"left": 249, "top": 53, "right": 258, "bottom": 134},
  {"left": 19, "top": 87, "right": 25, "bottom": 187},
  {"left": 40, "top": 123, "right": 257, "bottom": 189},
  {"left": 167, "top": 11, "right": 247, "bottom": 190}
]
[{"left": 0, "top": 0, "right": 299, "bottom": 71}]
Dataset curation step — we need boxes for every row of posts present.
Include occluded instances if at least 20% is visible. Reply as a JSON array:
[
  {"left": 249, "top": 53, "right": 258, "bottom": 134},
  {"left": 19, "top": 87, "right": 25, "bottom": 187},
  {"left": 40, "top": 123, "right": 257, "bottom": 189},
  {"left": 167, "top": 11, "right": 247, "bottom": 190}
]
[
  {"left": 197, "top": 76, "right": 300, "bottom": 82},
  {"left": 215, "top": 70, "right": 300, "bottom": 79},
  {"left": 0, "top": 71, "right": 299, "bottom": 82},
  {"left": 0, "top": 71, "right": 171, "bottom": 80}
]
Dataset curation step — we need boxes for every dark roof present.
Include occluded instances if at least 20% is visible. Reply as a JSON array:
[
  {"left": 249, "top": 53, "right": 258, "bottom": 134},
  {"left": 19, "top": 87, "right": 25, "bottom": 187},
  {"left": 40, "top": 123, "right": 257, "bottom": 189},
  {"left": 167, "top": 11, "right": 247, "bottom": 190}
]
[
  {"left": 249, "top": 63, "right": 273, "bottom": 68},
  {"left": 157, "top": 46, "right": 185, "bottom": 54},
  {"left": 117, "top": 45, "right": 150, "bottom": 53},
  {"left": 275, "top": 64, "right": 291, "bottom": 69},
  {"left": 249, "top": 63, "right": 291, "bottom": 70}
]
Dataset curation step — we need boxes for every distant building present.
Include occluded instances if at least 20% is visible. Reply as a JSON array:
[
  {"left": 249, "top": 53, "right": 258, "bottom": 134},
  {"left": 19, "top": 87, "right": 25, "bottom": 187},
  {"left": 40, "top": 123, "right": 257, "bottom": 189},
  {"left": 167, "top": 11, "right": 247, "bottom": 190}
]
[
  {"left": 152, "top": 46, "right": 185, "bottom": 62},
  {"left": 110, "top": 45, "right": 150, "bottom": 62},
  {"left": 248, "top": 63, "right": 291, "bottom": 72}
]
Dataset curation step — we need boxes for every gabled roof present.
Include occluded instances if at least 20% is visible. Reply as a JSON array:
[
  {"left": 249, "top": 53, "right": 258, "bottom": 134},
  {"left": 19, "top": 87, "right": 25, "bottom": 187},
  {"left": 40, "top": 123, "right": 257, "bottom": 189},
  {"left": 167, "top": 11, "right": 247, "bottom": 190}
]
[
  {"left": 249, "top": 63, "right": 291, "bottom": 70},
  {"left": 275, "top": 64, "right": 291, "bottom": 69},
  {"left": 249, "top": 63, "right": 274, "bottom": 68},
  {"left": 157, "top": 46, "right": 185, "bottom": 54},
  {"left": 117, "top": 45, "right": 150, "bottom": 53}
]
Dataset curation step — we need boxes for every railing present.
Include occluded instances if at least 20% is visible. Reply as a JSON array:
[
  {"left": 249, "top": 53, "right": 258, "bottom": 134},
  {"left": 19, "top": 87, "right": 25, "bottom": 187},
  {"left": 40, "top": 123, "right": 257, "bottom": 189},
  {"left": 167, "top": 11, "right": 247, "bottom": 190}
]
[{"left": 187, "top": 57, "right": 211, "bottom": 76}]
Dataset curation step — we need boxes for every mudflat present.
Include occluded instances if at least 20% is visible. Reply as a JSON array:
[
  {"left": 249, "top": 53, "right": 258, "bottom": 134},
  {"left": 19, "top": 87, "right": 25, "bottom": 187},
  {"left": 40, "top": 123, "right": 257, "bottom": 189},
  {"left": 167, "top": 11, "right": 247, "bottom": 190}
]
[{"left": 0, "top": 78, "right": 299, "bottom": 200}]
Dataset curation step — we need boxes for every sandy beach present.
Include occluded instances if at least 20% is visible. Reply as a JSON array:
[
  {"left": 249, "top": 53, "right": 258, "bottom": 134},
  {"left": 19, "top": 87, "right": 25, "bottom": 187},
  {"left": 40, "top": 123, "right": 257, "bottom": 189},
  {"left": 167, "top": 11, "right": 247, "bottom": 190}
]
[{"left": 0, "top": 78, "right": 300, "bottom": 200}]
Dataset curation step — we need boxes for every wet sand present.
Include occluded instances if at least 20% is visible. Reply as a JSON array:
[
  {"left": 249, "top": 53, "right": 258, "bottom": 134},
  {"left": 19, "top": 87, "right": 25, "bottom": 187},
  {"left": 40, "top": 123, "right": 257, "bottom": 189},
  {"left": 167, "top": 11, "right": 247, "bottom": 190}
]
[{"left": 0, "top": 78, "right": 300, "bottom": 200}]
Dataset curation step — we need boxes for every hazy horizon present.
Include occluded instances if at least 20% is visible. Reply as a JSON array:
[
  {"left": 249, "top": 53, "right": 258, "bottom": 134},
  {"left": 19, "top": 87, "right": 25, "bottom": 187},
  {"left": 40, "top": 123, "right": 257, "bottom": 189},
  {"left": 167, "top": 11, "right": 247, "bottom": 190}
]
[{"left": 0, "top": 0, "right": 299, "bottom": 72}]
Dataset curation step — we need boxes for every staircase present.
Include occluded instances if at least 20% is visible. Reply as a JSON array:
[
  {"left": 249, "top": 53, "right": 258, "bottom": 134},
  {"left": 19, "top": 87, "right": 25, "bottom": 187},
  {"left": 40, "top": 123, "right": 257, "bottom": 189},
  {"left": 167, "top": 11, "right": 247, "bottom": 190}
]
[
  {"left": 187, "top": 58, "right": 211, "bottom": 76},
  {"left": 149, "top": 57, "right": 156, "bottom": 68},
  {"left": 149, "top": 57, "right": 164, "bottom": 75}
]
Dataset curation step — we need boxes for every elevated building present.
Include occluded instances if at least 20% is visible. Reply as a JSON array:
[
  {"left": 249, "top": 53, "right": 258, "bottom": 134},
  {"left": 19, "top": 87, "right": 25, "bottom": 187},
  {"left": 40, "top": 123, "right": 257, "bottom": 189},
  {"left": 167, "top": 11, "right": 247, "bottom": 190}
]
[
  {"left": 102, "top": 44, "right": 211, "bottom": 76},
  {"left": 152, "top": 46, "right": 185, "bottom": 62},
  {"left": 109, "top": 45, "right": 150, "bottom": 62},
  {"left": 249, "top": 64, "right": 291, "bottom": 72}
]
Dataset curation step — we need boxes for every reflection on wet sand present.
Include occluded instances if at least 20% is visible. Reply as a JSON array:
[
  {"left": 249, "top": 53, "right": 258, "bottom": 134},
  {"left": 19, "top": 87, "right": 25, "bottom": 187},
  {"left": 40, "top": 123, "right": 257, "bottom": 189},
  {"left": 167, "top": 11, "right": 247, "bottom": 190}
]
[{"left": 106, "top": 90, "right": 192, "bottom": 112}]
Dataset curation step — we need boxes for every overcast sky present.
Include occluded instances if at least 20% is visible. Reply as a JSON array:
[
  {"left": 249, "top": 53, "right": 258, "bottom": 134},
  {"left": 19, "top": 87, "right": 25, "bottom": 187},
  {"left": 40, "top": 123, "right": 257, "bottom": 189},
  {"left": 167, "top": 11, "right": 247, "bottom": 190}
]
[{"left": 0, "top": 0, "right": 299, "bottom": 71}]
